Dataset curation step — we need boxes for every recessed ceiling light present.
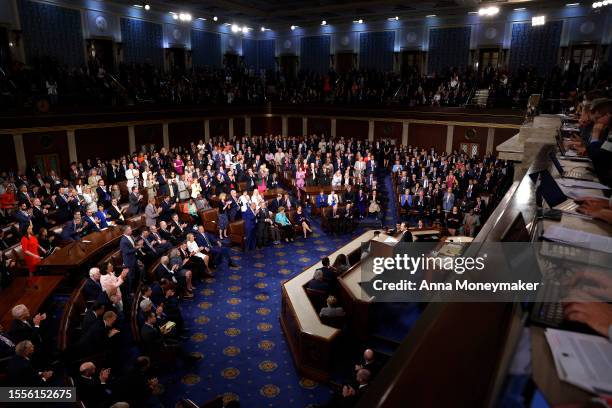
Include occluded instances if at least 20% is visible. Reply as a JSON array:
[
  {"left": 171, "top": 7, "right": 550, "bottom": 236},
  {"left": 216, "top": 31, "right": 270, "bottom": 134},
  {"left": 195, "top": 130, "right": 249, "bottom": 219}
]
[
  {"left": 290, "top": 25, "right": 297, "bottom": 30},
  {"left": 513, "top": 7, "right": 526, "bottom": 11},
  {"left": 172, "top": 14, "right": 178, "bottom": 20},
  {"left": 566, "top": 2, "right": 580, "bottom": 6},
  {"left": 231, "top": 24, "right": 240, "bottom": 33},
  {"left": 261, "top": 26, "right": 265, "bottom": 31},
  {"left": 197, "top": 17, "right": 206, "bottom": 21},
  {"left": 133, "top": 4, "right": 143, "bottom": 8},
  {"left": 144, "top": 4, "right": 150, "bottom": 10},
  {"left": 478, "top": 6, "right": 500, "bottom": 16},
  {"left": 353, "top": 19, "right": 363, "bottom": 23},
  {"left": 241, "top": 26, "right": 249, "bottom": 33},
  {"left": 426, "top": 14, "right": 436, "bottom": 17},
  {"left": 321, "top": 20, "right": 327, "bottom": 25},
  {"left": 468, "top": 11, "right": 478, "bottom": 15},
  {"left": 213, "top": 16, "right": 218, "bottom": 21}
]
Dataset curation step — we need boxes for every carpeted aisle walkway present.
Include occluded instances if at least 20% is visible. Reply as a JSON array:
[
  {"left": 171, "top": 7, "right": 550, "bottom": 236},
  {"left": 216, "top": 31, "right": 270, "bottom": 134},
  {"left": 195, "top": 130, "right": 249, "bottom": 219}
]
[{"left": 159, "top": 222, "right": 363, "bottom": 407}]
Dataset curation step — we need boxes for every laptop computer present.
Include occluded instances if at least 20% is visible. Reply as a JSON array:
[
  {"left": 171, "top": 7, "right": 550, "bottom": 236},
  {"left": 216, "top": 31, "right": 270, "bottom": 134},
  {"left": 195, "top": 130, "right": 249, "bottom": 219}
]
[
  {"left": 548, "top": 151, "right": 594, "bottom": 181},
  {"left": 538, "top": 170, "right": 580, "bottom": 214}
]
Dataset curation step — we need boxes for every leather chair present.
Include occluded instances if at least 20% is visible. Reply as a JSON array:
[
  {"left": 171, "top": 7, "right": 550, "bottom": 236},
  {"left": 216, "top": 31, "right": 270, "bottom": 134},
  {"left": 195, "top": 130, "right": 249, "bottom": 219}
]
[
  {"left": 199, "top": 208, "right": 219, "bottom": 233},
  {"left": 228, "top": 220, "right": 246, "bottom": 250}
]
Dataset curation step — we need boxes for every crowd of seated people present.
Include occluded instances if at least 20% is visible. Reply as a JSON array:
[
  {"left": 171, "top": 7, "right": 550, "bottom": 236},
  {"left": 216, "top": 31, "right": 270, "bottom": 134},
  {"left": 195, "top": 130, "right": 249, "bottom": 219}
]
[
  {"left": 391, "top": 146, "right": 513, "bottom": 236},
  {"left": 3, "top": 55, "right": 609, "bottom": 111}
]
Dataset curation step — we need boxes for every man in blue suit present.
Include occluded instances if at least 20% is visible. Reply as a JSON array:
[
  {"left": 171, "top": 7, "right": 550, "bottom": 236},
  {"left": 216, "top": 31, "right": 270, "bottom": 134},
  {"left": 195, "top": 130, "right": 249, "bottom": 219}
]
[
  {"left": 244, "top": 203, "right": 258, "bottom": 251},
  {"left": 316, "top": 191, "right": 328, "bottom": 209},
  {"left": 193, "top": 225, "right": 237, "bottom": 268},
  {"left": 60, "top": 212, "right": 85, "bottom": 242},
  {"left": 120, "top": 225, "right": 142, "bottom": 292}
]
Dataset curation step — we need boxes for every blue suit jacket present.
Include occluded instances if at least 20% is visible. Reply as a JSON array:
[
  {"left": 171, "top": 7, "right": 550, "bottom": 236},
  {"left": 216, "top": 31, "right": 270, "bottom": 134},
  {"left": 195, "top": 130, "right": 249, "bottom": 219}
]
[
  {"left": 60, "top": 221, "right": 80, "bottom": 241},
  {"left": 120, "top": 235, "right": 137, "bottom": 267},
  {"left": 244, "top": 209, "right": 257, "bottom": 231},
  {"left": 316, "top": 194, "right": 327, "bottom": 208}
]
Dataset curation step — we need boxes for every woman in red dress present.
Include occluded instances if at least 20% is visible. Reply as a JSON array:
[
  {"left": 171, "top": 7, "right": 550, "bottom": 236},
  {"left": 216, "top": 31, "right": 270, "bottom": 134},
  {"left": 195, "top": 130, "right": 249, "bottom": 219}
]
[{"left": 21, "top": 223, "right": 41, "bottom": 278}]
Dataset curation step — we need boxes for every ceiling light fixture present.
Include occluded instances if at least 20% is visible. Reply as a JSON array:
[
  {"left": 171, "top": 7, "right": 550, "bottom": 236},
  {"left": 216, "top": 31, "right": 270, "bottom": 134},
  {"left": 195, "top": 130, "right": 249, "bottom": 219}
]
[
  {"left": 178, "top": 13, "right": 192, "bottom": 22},
  {"left": 144, "top": 4, "right": 150, "bottom": 10},
  {"left": 241, "top": 26, "right": 249, "bottom": 33},
  {"left": 592, "top": 0, "right": 610, "bottom": 7},
  {"left": 213, "top": 16, "right": 218, "bottom": 21},
  {"left": 513, "top": 7, "right": 526, "bottom": 11},
  {"left": 426, "top": 14, "right": 436, "bottom": 18},
  {"left": 468, "top": 11, "right": 478, "bottom": 15},
  {"left": 353, "top": 19, "right": 363, "bottom": 23},
  {"left": 133, "top": 4, "right": 143, "bottom": 8},
  {"left": 321, "top": 20, "right": 327, "bottom": 25},
  {"left": 532, "top": 15, "right": 546, "bottom": 26},
  {"left": 261, "top": 26, "right": 265, "bottom": 31},
  {"left": 566, "top": 2, "right": 580, "bottom": 6},
  {"left": 291, "top": 25, "right": 297, "bottom": 30},
  {"left": 231, "top": 24, "right": 240, "bottom": 33},
  {"left": 197, "top": 17, "right": 206, "bottom": 21},
  {"left": 172, "top": 13, "right": 178, "bottom": 20},
  {"left": 478, "top": 6, "right": 500, "bottom": 16}
]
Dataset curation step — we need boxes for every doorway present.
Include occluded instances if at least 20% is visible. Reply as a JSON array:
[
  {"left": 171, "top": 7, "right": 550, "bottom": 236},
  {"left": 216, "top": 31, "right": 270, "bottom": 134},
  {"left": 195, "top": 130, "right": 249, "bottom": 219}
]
[
  {"left": 401, "top": 50, "right": 422, "bottom": 76},
  {"left": 570, "top": 44, "right": 596, "bottom": 69},
  {"left": 87, "top": 38, "right": 115, "bottom": 73},
  {"left": 168, "top": 47, "right": 186, "bottom": 73},
  {"left": 34, "top": 154, "right": 61, "bottom": 177},
  {"left": 335, "top": 52, "right": 356, "bottom": 74},
  {"left": 478, "top": 48, "right": 500, "bottom": 72},
  {"left": 460, "top": 143, "right": 480, "bottom": 158},
  {"left": 224, "top": 53, "right": 239, "bottom": 69},
  {"left": 279, "top": 55, "right": 298, "bottom": 78}
]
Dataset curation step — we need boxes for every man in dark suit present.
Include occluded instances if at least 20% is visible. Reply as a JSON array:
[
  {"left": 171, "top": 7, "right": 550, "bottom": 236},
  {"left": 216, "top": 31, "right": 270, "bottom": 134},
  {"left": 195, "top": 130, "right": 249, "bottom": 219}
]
[
  {"left": 75, "top": 362, "right": 113, "bottom": 408},
  {"left": 60, "top": 212, "right": 86, "bottom": 242},
  {"left": 158, "top": 221, "right": 179, "bottom": 246},
  {"left": 83, "top": 268, "right": 103, "bottom": 302},
  {"left": 169, "top": 214, "right": 188, "bottom": 241},
  {"left": 306, "top": 269, "right": 330, "bottom": 293},
  {"left": 31, "top": 198, "right": 51, "bottom": 233},
  {"left": 6, "top": 340, "right": 53, "bottom": 386},
  {"left": 270, "top": 193, "right": 283, "bottom": 213},
  {"left": 120, "top": 226, "right": 142, "bottom": 292},
  {"left": 355, "top": 349, "right": 382, "bottom": 379},
  {"left": 107, "top": 198, "right": 126, "bottom": 225},
  {"left": 140, "top": 311, "right": 199, "bottom": 363},
  {"left": 194, "top": 225, "right": 236, "bottom": 268},
  {"left": 114, "top": 356, "right": 156, "bottom": 408},
  {"left": 81, "top": 302, "right": 104, "bottom": 334},
  {"left": 96, "top": 180, "right": 112, "bottom": 209},
  {"left": 127, "top": 187, "right": 142, "bottom": 216},
  {"left": 157, "top": 169, "right": 170, "bottom": 197},
  {"left": 83, "top": 209, "right": 102, "bottom": 234},
  {"left": 244, "top": 203, "right": 258, "bottom": 251},
  {"left": 398, "top": 222, "right": 414, "bottom": 243},
  {"left": 8, "top": 304, "right": 44, "bottom": 347},
  {"left": 75, "top": 311, "right": 119, "bottom": 358},
  {"left": 14, "top": 202, "right": 32, "bottom": 232},
  {"left": 159, "top": 196, "right": 175, "bottom": 222}
]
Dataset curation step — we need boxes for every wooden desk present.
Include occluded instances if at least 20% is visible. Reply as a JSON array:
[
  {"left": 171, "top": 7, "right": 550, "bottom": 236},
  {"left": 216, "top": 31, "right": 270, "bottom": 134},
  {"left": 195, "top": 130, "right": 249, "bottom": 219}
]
[
  {"left": 0, "top": 276, "right": 64, "bottom": 328},
  {"left": 281, "top": 230, "right": 379, "bottom": 381},
  {"left": 39, "top": 227, "right": 123, "bottom": 272}
]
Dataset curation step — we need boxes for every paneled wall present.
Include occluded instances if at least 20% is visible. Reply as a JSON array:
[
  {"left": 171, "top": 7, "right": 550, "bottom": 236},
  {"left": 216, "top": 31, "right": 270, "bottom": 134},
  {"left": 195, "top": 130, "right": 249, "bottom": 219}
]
[
  {"left": 408, "top": 123, "right": 446, "bottom": 152},
  {"left": 23, "top": 131, "right": 69, "bottom": 176},
  {"left": 427, "top": 27, "right": 471, "bottom": 74},
  {"left": 288, "top": 117, "right": 303, "bottom": 136},
  {"left": 191, "top": 30, "right": 222, "bottom": 68},
  {"left": 210, "top": 118, "right": 229, "bottom": 138},
  {"left": 493, "top": 128, "right": 517, "bottom": 153},
  {"left": 234, "top": 117, "right": 245, "bottom": 137},
  {"left": 374, "top": 121, "right": 402, "bottom": 145},
  {"left": 169, "top": 121, "right": 204, "bottom": 148},
  {"left": 135, "top": 124, "right": 163, "bottom": 148},
  {"left": 307, "top": 118, "right": 331, "bottom": 136},
  {"left": 75, "top": 127, "right": 129, "bottom": 161},
  {"left": 300, "top": 36, "right": 331, "bottom": 74},
  {"left": 17, "top": 0, "right": 84, "bottom": 66},
  {"left": 243, "top": 39, "right": 275, "bottom": 71},
  {"left": 336, "top": 119, "right": 369, "bottom": 140},
  {"left": 452, "top": 126, "right": 488, "bottom": 153},
  {"left": 251, "top": 116, "right": 282, "bottom": 135},
  {"left": 509, "top": 21, "right": 563, "bottom": 74},
  {"left": 120, "top": 18, "right": 163, "bottom": 67},
  {"left": 0, "top": 135, "right": 17, "bottom": 172},
  {"left": 359, "top": 31, "right": 395, "bottom": 72}
]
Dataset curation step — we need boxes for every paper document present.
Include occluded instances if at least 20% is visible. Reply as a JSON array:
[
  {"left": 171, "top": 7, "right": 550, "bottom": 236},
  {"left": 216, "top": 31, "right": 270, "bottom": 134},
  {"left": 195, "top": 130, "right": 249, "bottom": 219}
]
[
  {"left": 542, "top": 225, "right": 612, "bottom": 254},
  {"left": 558, "top": 179, "right": 610, "bottom": 190},
  {"left": 383, "top": 237, "right": 398, "bottom": 244},
  {"left": 544, "top": 328, "right": 612, "bottom": 394}
]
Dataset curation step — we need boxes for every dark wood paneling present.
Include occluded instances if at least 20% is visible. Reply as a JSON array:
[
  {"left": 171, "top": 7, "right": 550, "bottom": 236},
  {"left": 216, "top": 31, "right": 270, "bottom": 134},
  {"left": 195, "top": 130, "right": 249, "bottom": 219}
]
[
  {"left": 75, "top": 127, "right": 129, "bottom": 161},
  {"left": 288, "top": 117, "right": 303, "bottom": 137},
  {"left": 307, "top": 117, "right": 331, "bottom": 137},
  {"left": 374, "top": 121, "right": 402, "bottom": 145},
  {"left": 233, "top": 117, "right": 245, "bottom": 138},
  {"left": 408, "top": 123, "right": 446, "bottom": 152},
  {"left": 251, "top": 116, "right": 282, "bottom": 135},
  {"left": 0, "top": 135, "right": 17, "bottom": 173},
  {"left": 452, "top": 125, "right": 488, "bottom": 155},
  {"left": 169, "top": 121, "right": 204, "bottom": 148},
  {"left": 23, "top": 131, "right": 69, "bottom": 176},
  {"left": 210, "top": 118, "right": 229, "bottom": 138},
  {"left": 336, "top": 119, "right": 368, "bottom": 140},
  {"left": 135, "top": 124, "right": 163, "bottom": 150},
  {"left": 493, "top": 128, "right": 518, "bottom": 154}
]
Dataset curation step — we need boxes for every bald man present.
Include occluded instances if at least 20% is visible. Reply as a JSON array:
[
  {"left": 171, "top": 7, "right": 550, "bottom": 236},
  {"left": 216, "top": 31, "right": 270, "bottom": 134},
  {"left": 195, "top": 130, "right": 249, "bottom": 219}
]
[
  {"left": 75, "top": 362, "right": 113, "bottom": 408},
  {"left": 355, "top": 348, "right": 382, "bottom": 379}
]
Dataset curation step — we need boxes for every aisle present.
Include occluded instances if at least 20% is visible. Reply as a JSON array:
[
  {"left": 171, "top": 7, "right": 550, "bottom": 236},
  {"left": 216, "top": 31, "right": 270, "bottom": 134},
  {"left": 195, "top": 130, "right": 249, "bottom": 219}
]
[{"left": 160, "top": 223, "right": 362, "bottom": 407}]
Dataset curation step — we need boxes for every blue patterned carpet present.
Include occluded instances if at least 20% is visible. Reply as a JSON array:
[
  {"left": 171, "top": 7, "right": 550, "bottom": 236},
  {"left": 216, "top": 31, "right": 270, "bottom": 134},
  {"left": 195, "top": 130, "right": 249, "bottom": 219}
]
[{"left": 159, "top": 223, "right": 364, "bottom": 407}]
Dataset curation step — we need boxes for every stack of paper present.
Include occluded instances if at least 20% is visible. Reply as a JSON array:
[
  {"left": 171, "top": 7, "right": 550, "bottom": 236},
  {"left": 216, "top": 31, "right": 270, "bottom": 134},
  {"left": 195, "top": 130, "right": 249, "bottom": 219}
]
[
  {"left": 545, "top": 328, "right": 612, "bottom": 394},
  {"left": 542, "top": 225, "right": 612, "bottom": 254}
]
